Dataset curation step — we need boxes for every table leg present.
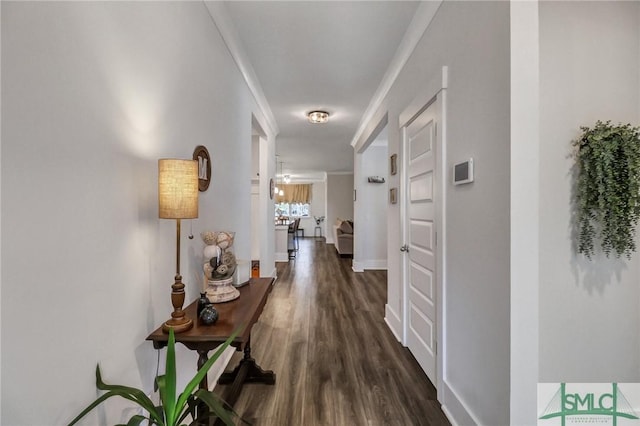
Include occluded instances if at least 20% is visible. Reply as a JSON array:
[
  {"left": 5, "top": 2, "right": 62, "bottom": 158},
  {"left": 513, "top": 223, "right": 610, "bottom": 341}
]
[
  {"left": 196, "top": 349, "right": 210, "bottom": 425},
  {"left": 197, "top": 349, "right": 210, "bottom": 390},
  {"left": 217, "top": 337, "right": 275, "bottom": 408}
]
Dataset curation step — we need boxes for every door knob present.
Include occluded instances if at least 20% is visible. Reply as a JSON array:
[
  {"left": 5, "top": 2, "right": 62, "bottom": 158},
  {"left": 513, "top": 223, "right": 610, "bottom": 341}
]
[{"left": 400, "top": 244, "right": 409, "bottom": 252}]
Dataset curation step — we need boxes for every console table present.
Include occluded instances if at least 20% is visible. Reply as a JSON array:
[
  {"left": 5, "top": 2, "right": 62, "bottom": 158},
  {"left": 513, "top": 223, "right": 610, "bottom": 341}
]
[{"left": 146, "top": 277, "right": 276, "bottom": 421}]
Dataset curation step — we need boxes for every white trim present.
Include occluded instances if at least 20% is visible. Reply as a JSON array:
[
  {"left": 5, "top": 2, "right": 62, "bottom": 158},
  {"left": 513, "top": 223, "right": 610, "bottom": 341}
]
[
  {"left": 370, "top": 139, "right": 388, "bottom": 148},
  {"left": 353, "top": 108, "right": 390, "bottom": 154},
  {"left": 441, "top": 380, "right": 481, "bottom": 426},
  {"left": 352, "top": 259, "right": 388, "bottom": 272},
  {"left": 274, "top": 253, "right": 289, "bottom": 263},
  {"left": 399, "top": 66, "right": 449, "bottom": 128},
  {"left": 400, "top": 124, "right": 409, "bottom": 346},
  {"left": 325, "top": 171, "right": 354, "bottom": 176},
  {"left": 384, "top": 304, "right": 403, "bottom": 342},
  {"left": 350, "top": 0, "right": 443, "bottom": 148},
  {"left": 440, "top": 406, "right": 458, "bottom": 426},
  {"left": 204, "top": 1, "right": 279, "bottom": 138},
  {"left": 0, "top": 2, "right": 3, "bottom": 418},
  {"left": 439, "top": 86, "right": 448, "bottom": 404},
  {"left": 510, "top": 2, "right": 540, "bottom": 425},
  {"left": 399, "top": 66, "right": 447, "bottom": 401}
]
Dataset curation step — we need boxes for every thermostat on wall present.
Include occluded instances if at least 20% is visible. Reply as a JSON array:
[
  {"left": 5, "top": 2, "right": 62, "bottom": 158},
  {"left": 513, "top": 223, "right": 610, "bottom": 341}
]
[{"left": 453, "top": 158, "right": 474, "bottom": 185}]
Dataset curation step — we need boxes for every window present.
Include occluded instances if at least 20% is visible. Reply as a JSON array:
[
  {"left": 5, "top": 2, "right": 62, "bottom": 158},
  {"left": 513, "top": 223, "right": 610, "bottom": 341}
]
[
  {"left": 275, "top": 202, "right": 310, "bottom": 218},
  {"left": 275, "top": 184, "right": 312, "bottom": 218}
]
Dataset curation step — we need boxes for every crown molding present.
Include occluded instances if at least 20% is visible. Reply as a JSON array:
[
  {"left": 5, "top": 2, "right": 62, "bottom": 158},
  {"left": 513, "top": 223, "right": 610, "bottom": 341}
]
[
  {"left": 350, "top": 0, "right": 443, "bottom": 148},
  {"left": 204, "top": 1, "right": 280, "bottom": 138}
]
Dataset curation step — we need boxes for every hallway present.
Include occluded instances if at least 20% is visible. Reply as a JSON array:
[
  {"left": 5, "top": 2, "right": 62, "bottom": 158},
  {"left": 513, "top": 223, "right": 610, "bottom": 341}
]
[{"left": 218, "top": 238, "right": 450, "bottom": 425}]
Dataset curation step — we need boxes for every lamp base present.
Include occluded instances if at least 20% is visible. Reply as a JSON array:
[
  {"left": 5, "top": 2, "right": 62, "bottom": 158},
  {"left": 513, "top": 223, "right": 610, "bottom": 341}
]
[
  {"left": 162, "top": 271, "right": 193, "bottom": 334},
  {"left": 162, "top": 317, "right": 193, "bottom": 333}
]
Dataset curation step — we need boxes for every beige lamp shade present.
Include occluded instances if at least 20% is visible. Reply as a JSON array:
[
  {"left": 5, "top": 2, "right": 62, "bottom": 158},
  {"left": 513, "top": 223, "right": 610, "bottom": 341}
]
[{"left": 158, "top": 159, "right": 199, "bottom": 219}]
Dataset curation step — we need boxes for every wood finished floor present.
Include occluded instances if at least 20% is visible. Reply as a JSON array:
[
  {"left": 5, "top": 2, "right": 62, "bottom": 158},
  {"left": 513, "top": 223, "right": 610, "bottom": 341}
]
[{"left": 217, "top": 238, "right": 450, "bottom": 426}]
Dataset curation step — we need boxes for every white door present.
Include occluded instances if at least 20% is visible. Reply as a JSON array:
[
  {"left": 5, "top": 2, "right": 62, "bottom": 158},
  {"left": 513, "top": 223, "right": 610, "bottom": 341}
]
[{"left": 403, "top": 100, "right": 438, "bottom": 385}]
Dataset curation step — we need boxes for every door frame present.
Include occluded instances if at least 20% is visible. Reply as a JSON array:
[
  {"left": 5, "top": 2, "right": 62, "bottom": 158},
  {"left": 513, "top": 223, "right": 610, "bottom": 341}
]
[
  {"left": 251, "top": 114, "right": 271, "bottom": 276},
  {"left": 353, "top": 113, "right": 389, "bottom": 272},
  {"left": 399, "top": 66, "right": 447, "bottom": 398}
]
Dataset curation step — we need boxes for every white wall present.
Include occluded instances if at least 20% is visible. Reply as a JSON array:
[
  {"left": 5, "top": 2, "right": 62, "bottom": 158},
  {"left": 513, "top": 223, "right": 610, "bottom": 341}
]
[
  {"left": 538, "top": 1, "right": 640, "bottom": 382},
  {"left": 353, "top": 145, "right": 388, "bottom": 271},
  {"left": 326, "top": 173, "right": 354, "bottom": 244},
  {"left": 1, "top": 2, "right": 273, "bottom": 424},
  {"left": 358, "top": 2, "right": 511, "bottom": 424},
  {"left": 251, "top": 136, "right": 260, "bottom": 260},
  {"left": 251, "top": 135, "right": 260, "bottom": 181},
  {"left": 251, "top": 183, "right": 260, "bottom": 260}
]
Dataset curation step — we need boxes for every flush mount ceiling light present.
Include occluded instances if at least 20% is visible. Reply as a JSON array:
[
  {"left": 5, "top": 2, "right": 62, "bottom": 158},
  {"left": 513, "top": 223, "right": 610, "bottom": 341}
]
[{"left": 307, "top": 110, "right": 329, "bottom": 124}]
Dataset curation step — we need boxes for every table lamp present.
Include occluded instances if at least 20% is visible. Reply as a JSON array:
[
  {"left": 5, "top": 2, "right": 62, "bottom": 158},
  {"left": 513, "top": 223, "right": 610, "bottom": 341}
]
[{"left": 158, "top": 159, "right": 199, "bottom": 333}]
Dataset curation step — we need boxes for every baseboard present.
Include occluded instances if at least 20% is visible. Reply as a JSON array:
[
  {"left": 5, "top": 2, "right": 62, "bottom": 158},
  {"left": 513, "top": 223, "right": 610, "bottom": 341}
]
[
  {"left": 440, "top": 380, "right": 481, "bottom": 426},
  {"left": 440, "top": 405, "right": 459, "bottom": 426},
  {"left": 384, "top": 304, "right": 402, "bottom": 342},
  {"left": 275, "top": 252, "right": 289, "bottom": 262},
  {"left": 353, "top": 259, "right": 387, "bottom": 272},
  {"left": 269, "top": 267, "right": 277, "bottom": 279}
]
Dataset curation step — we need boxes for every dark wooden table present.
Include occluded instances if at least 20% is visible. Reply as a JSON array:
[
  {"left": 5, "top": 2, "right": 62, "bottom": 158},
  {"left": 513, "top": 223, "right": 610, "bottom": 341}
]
[{"left": 146, "top": 277, "right": 276, "bottom": 418}]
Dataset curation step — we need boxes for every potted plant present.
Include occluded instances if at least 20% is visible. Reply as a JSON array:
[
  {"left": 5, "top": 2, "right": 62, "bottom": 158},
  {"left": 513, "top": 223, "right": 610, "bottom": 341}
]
[
  {"left": 68, "top": 328, "right": 242, "bottom": 426},
  {"left": 574, "top": 120, "right": 640, "bottom": 259}
]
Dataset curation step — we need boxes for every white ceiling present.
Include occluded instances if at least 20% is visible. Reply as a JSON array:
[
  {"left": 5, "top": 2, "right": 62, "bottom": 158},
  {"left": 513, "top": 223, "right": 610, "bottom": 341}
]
[{"left": 224, "top": 1, "right": 420, "bottom": 180}]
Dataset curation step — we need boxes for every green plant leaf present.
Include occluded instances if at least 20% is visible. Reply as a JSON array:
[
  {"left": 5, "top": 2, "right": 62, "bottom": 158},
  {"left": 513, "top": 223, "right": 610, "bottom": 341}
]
[
  {"left": 573, "top": 120, "right": 640, "bottom": 259},
  {"left": 69, "top": 327, "right": 244, "bottom": 426},
  {"left": 194, "top": 389, "right": 238, "bottom": 426},
  {"left": 195, "top": 388, "right": 251, "bottom": 425},
  {"left": 176, "top": 394, "right": 198, "bottom": 425},
  {"left": 155, "top": 374, "right": 168, "bottom": 418},
  {"left": 67, "top": 366, "right": 165, "bottom": 426},
  {"left": 125, "top": 415, "right": 148, "bottom": 426},
  {"left": 161, "top": 329, "right": 178, "bottom": 425},
  {"left": 67, "top": 391, "right": 122, "bottom": 426},
  {"left": 174, "top": 326, "right": 243, "bottom": 418},
  {"left": 96, "top": 365, "right": 160, "bottom": 421},
  {"left": 153, "top": 405, "right": 164, "bottom": 425}
]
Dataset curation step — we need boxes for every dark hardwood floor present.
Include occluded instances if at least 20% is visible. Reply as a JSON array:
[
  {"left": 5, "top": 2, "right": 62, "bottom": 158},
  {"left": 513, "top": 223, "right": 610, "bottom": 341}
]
[{"left": 217, "top": 237, "right": 450, "bottom": 426}]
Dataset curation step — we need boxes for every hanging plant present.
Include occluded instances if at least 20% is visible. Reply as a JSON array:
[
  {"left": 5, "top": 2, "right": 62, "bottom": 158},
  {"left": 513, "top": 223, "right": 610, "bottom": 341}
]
[{"left": 574, "top": 120, "right": 640, "bottom": 259}]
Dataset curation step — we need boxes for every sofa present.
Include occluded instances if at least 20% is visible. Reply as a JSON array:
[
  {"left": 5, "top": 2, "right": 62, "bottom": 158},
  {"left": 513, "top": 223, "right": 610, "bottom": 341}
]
[{"left": 332, "top": 219, "right": 353, "bottom": 257}]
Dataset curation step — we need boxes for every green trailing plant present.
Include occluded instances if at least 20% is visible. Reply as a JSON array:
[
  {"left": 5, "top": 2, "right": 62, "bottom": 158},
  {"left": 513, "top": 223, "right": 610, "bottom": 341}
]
[
  {"left": 68, "top": 327, "right": 242, "bottom": 426},
  {"left": 574, "top": 120, "right": 640, "bottom": 259}
]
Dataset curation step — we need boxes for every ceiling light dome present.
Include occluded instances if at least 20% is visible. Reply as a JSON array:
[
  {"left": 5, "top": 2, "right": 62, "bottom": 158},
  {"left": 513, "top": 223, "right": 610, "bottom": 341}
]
[{"left": 308, "top": 110, "right": 329, "bottom": 124}]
